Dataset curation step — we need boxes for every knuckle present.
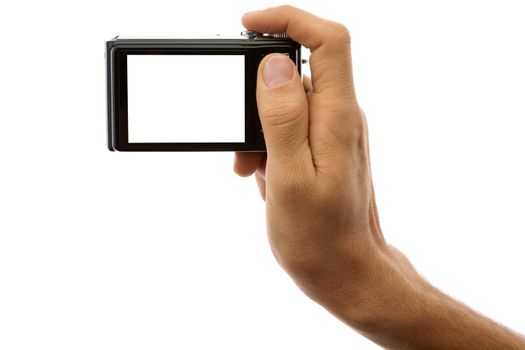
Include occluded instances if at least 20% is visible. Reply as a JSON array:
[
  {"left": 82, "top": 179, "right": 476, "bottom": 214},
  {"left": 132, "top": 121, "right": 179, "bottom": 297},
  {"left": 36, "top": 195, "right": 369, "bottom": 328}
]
[
  {"left": 330, "top": 21, "right": 351, "bottom": 45},
  {"left": 278, "top": 4, "right": 296, "bottom": 13},
  {"left": 343, "top": 109, "right": 366, "bottom": 145},
  {"left": 260, "top": 102, "right": 306, "bottom": 129},
  {"left": 349, "top": 113, "right": 366, "bottom": 141}
]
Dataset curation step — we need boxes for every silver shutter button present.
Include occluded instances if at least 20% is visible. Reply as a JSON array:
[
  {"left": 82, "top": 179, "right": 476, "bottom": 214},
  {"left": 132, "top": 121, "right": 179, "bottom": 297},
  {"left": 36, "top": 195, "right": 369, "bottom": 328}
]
[{"left": 241, "top": 30, "right": 260, "bottom": 39}]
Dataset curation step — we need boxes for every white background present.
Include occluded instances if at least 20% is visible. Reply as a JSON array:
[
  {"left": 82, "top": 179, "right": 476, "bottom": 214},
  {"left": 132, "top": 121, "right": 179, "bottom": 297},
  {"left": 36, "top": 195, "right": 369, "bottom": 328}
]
[
  {"left": 0, "top": 1, "right": 524, "bottom": 349},
  {"left": 127, "top": 55, "right": 245, "bottom": 143}
]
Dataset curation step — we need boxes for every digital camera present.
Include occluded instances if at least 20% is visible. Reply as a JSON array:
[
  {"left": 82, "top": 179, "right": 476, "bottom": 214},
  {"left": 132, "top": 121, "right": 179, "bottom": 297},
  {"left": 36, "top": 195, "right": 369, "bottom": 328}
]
[{"left": 106, "top": 32, "right": 301, "bottom": 151}]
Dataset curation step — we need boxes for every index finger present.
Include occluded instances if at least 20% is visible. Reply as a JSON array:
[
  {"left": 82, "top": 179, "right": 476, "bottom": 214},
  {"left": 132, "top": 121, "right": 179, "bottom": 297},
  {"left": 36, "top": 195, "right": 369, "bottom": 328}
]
[{"left": 242, "top": 5, "right": 355, "bottom": 99}]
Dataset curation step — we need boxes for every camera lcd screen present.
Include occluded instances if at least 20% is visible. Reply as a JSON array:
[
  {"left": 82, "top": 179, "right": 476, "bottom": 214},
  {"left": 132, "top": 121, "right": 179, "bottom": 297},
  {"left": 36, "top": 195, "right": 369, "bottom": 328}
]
[{"left": 126, "top": 54, "right": 245, "bottom": 143}]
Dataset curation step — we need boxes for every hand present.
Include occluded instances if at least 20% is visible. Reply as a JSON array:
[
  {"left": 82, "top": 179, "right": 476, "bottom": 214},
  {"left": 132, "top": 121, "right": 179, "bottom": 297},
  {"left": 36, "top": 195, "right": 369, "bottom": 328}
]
[
  {"left": 234, "top": 5, "right": 525, "bottom": 350},
  {"left": 235, "top": 2, "right": 422, "bottom": 338}
]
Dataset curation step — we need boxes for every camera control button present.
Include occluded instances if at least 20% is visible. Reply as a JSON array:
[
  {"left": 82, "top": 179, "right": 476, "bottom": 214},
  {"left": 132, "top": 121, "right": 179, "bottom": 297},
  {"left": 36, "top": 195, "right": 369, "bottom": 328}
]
[{"left": 241, "top": 30, "right": 260, "bottom": 39}]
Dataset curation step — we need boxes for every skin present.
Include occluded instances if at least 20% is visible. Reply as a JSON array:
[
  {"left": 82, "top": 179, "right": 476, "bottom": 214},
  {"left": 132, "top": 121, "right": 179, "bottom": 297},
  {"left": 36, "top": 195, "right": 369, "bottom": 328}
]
[{"left": 233, "top": 5, "right": 525, "bottom": 350}]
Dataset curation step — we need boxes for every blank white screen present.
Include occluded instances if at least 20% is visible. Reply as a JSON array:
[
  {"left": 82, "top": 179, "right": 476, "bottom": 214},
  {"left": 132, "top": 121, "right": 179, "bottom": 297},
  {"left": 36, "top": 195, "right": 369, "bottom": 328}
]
[{"left": 127, "top": 55, "right": 245, "bottom": 143}]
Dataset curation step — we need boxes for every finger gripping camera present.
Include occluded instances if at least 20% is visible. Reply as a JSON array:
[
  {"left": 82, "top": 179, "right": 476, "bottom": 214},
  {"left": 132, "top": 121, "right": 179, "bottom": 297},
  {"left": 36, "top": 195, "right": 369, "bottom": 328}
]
[{"left": 106, "top": 31, "right": 301, "bottom": 152}]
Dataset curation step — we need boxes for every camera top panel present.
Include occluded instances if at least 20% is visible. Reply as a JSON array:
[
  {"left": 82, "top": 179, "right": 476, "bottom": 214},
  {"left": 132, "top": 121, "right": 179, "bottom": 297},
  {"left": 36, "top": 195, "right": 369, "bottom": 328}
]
[{"left": 106, "top": 32, "right": 297, "bottom": 49}]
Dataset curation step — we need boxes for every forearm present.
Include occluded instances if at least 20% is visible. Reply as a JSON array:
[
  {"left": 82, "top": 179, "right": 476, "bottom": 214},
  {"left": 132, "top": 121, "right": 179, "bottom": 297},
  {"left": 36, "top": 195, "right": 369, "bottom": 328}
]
[
  {"left": 398, "top": 286, "right": 525, "bottom": 350},
  {"left": 328, "top": 246, "right": 525, "bottom": 350}
]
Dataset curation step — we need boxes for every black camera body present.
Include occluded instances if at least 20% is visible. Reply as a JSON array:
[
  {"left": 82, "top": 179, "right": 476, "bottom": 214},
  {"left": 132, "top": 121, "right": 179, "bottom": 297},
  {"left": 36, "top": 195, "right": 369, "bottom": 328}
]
[{"left": 106, "top": 32, "right": 301, "bottom": 151}]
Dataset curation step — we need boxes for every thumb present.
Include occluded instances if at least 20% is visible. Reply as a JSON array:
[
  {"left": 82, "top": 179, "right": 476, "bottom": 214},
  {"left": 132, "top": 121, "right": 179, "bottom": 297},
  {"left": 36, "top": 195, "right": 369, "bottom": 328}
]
[{"left": 257, "top": 53, "right": 310, "bottom": 166}]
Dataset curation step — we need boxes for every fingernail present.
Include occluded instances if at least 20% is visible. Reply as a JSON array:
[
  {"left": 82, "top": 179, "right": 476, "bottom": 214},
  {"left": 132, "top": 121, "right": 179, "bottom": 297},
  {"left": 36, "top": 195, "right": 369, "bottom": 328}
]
[{"left": 263, "top": 55, "right": 294, "bottom": 88}]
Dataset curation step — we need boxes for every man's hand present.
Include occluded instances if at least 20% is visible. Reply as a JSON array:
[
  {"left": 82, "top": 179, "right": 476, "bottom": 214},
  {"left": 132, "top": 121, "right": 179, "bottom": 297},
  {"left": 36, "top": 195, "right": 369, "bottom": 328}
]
[{"left": 234, "top": 5, "right": 525, "bottom": 350}]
